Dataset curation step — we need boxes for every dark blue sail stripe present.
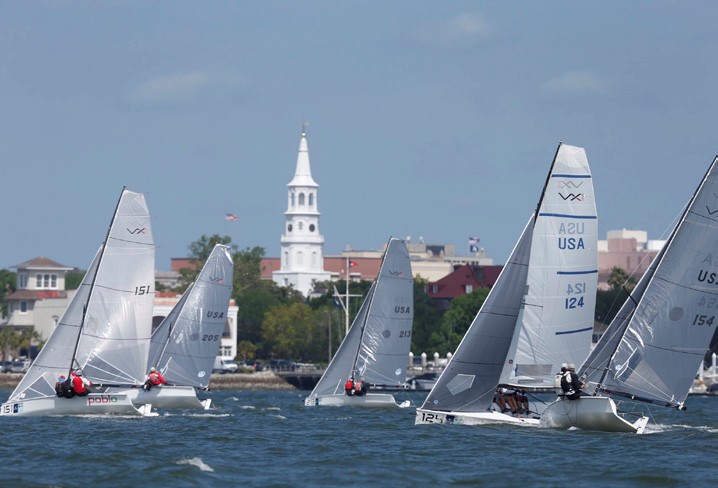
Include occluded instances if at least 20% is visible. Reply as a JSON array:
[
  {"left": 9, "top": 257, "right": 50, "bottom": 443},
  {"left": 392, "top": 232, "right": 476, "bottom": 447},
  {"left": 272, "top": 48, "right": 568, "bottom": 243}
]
[
  {"left": 551, "top": 174, "right": 592, "bottom": 178},
  {"left": 555, "top": 326, "right": 593, "bottom": 336},
  {"left": 556, "top": 270, "right": 598, "bottom": 275},
  {"left": 538, "top": 213, "right": 597, "bottom": 219}
]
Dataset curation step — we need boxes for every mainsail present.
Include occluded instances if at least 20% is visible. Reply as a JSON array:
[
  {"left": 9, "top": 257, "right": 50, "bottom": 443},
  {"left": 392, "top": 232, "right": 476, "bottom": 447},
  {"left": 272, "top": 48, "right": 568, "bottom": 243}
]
[
  {"left": 307, "top": 238, "right": 413, "bottom": 399},
  {"left": 8, "top": 189, "right": 154, "bottom": 401},
  {"left": 148, "top": 244, "right": 234, "bottom": 388},
  {"left": 581, "top": 156, "right": 718, "bottom": 407},
  {"left": 420, "top": 143, "right": 597, "bottom": 413}
]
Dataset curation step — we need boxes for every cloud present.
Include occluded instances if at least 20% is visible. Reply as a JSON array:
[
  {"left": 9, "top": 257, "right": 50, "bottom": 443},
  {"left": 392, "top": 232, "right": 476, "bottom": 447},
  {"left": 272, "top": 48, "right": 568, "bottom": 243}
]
[
  {"left": 543, "top": 70, "right": 608, "bottom": 96},
  {"left": 415, "top": 12, "right": 492, "bottom": 49},
  {"left": 130, "top": 71, "right": 245, "bottom": 104}
]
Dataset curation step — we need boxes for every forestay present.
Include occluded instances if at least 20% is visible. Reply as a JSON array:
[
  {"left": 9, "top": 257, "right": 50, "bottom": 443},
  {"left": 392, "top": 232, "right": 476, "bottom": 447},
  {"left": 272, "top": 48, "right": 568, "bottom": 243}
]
[
  {"left": 581, "top": 156, "right": 718, "bottom": 406},
  {"left": 148, "top": 244, "right": 234, "bottom": 388}
]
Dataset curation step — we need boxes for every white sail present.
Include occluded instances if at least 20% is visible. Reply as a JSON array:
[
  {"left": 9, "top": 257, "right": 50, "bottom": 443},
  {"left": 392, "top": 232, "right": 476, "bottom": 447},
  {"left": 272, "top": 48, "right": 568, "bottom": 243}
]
[
  {"left": 149, "top": 244, "right": 234, "bottom": 389},
  {"left": 420, "top": 218, "right": 534, "bottom": 413},
  {"left": 501, "top": 144, "right": 597, "bottom": 387},
  {"left": 586, "top": 156, "right": 718, "bottom": 406},
  {"left": 74, "top": 189, "right": 155, "bottom": 385},
  {"left": 355, "top": 238, "right": 414, "bottom": 386},
  {"left": 306, "top": 238, "right": 413, "bottom": 403},
  {"left": 419, "top": 143, "right": 596, "bottom": 415},
  {"left": 8, "top": 249, "right": 102, "bottom": 402}
]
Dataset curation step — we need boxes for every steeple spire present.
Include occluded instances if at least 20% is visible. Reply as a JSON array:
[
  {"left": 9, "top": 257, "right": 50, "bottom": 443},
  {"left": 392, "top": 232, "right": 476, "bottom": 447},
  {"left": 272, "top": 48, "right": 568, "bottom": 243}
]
[{"left": 289, "top": 123, "right": 318, "bottom": 187}]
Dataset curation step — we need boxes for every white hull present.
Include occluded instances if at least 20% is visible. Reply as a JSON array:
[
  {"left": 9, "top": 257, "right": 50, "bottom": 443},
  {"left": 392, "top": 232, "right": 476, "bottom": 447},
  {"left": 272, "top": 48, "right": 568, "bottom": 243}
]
[
  {"left": 305, "top": 393, "right": 408, "bottom": 408},
  {"left": 0, "top": 393, "right": 150, "bottom": 417},
  {"left": 540, "top": 396, "right": 649, "bottom": 434},
  {"left": 415, "top": 407, "right": 540, "bottom": 426},
  {"left": 106, "top": 385, "right": 211, "bottom": 410}
]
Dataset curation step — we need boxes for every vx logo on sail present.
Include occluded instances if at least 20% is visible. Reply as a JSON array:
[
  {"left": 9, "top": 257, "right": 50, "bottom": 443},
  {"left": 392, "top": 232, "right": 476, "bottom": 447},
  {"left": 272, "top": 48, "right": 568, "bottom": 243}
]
[
  {"left": 126, "top": 221, "right": 148, "bottom": 235},
  {"left": 388, "top": 270, "right": 404, "bottom": 277},
  {"left": 558, "top": 181, "right": 584, "bottom": 189},
  {"left": 209, "top": 276, "right": 224, "bottom": 283},
  {"left": 559, "top": 193, "right": 584, "bottom": 201}
]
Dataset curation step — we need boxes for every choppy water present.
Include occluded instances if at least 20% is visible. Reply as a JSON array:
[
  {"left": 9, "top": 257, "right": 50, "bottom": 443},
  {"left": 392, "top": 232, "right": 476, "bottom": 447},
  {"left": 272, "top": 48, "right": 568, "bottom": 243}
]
[{"left": 0, "top": 389, "right": 716, "bottom": 487}]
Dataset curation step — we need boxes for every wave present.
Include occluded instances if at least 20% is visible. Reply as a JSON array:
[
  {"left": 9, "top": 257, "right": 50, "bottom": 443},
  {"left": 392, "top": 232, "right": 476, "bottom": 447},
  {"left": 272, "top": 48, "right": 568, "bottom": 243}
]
[{"left": 176, "top": 457, "right": 214, "bottom": 472}]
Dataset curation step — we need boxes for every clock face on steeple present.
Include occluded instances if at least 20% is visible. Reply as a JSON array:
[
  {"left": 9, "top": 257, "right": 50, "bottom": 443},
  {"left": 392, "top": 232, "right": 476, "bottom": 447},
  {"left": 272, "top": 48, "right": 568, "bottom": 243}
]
[
  {"left": 287, "top": 224, "right": 293, "bottom": 232},
  {"left": 309, "top": 224, "right": 315, "bottom": 232}
]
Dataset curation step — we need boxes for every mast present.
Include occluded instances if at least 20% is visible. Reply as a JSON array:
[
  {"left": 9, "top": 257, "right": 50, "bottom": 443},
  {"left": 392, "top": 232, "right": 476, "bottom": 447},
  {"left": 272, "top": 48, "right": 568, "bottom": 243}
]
[{"left": 67, "top": 186, "right": 126, "bottom": 377}]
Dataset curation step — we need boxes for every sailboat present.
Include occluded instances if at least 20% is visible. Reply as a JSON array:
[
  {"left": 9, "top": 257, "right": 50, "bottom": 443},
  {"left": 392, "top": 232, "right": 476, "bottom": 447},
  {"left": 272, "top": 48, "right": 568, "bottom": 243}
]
[
  {"left": 110, "top": 244, "right": 234, "bottom": 410},
  {"left": 542, "top": 155, "right": 718, "bottom": 434},
  {"left": 415, "top": 143, "right": 597, "bottom": 426},
  {"left": 305, "top": 238, "right": 414, "bottom": 407},
  {"left": 1, "top": 188, "right": 155, "bottom": 416}
]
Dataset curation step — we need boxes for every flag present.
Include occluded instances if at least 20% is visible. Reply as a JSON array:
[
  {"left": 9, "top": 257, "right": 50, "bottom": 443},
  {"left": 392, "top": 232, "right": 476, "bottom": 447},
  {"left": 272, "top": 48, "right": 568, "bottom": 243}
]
[
  {"left": 225, "top": 213, "right": 238, "bottom": 221},
  {"left": 469, "top": 236, "right": 480, "bottom": 253},
  {"left": 348, "top": 260, "right": 358, "bottom": 268}
]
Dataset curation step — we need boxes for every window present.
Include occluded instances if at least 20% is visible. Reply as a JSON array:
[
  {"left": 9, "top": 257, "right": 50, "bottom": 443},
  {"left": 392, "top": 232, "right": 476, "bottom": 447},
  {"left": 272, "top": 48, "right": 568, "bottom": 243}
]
[
  {"left": 432, "top": 285, "right": 438, "bottom": 293},
  {"left": 298, "top": 222, "right": 304, "bottom": 231},
  {"left": 18, "top": 273, "right": 27, "bottom": 289},
  {"left": 309, "top": 224, "right": 315, "bottom": 232},
  {"left": 309, "top": 193, "right": 314, "bottom": 206},
  {"left": 465, "top": 284, "right": 473, "bottom": 294},
  {"left": 298, "top": 193, "right": 305, "bottom": 206},
  {"left": 35, "top": 273, "right": 58, "bottom": 289},
  {"left": 291, "top": 193, "right": 296, "bottom": 207},
  {"left": 20, "top": 301, "right": 28, "bottom": 313},
  {"left": 297, "top": 251, "right": 304, "bottom": 265}
]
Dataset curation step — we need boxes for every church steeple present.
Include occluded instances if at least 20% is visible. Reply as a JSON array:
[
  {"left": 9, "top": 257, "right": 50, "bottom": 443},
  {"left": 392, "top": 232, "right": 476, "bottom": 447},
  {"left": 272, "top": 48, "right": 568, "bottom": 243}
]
[{"left": 272, "top": 125, "right": 331, "bottom": 297}]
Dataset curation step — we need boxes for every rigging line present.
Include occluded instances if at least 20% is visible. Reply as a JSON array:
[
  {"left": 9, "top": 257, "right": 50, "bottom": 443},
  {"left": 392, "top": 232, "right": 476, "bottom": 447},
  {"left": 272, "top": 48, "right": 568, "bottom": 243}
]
[
  {"left": 651, "top": 274, "right": 718, "bottom": 297},
  {"left": 616, "top": 336, "right": 708, "bottom": 355}
]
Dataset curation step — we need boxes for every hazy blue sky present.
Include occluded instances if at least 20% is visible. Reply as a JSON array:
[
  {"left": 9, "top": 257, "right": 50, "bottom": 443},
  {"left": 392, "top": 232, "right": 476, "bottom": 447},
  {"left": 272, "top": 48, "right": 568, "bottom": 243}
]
[{"left": 2, "top": 2, "right": 717, "bottom": 271}]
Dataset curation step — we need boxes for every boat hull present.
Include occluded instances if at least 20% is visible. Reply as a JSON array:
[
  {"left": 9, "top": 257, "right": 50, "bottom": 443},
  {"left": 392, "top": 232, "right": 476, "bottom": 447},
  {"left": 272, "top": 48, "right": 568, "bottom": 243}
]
[
  {"left": 415, "top": 407, "right": 540, "bottom": 426},
  {"left": 305, "top": 393, "right": 406, "bottom": 408},
  {"left": 540, "top": 396, "right": 649, "bottom": 434},
  {"left": 0, "top": 393, "right": 147, "bottom": 417},
  {"left": 107, "top": 385, "right": 210, "bottom": 410}
]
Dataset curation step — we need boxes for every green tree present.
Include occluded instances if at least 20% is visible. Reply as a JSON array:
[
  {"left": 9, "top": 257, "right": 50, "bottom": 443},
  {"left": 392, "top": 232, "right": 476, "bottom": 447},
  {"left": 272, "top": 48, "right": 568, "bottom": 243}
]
[
  {"left": 595, "top": 267, "right": 638, "bottom": 325},
  {"left": 0, "top": 327, "right": 20, "bottom": 361},
  {"left": 64, "top": 270, "right": 84, "bottom": 290},
  {"left": 410, "top": 279, "right": 444, "bottom": 355},
  {"left": 262, "top": 302, "right": 321, "bottom": 360},
  {"left": 429, "top": 288, "right": 490, "bottom": 354},
  {"left": 0, "top": 269, "right": 16, "bottom": 317},
  {"left": 237, "top": 340, "right": 258, "bottom": 363}
]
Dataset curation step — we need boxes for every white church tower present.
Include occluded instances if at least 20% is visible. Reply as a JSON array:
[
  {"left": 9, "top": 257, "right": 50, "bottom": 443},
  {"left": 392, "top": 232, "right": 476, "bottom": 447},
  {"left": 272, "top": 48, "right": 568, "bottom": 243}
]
[{"left": 272, "top": 126, "right": 331, "bottom": 296}]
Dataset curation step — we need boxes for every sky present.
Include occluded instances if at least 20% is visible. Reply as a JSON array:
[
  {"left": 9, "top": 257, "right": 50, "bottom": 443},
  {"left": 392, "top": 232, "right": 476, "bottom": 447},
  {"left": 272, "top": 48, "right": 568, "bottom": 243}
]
[{"left": 2, "top": 2, "right": 718, "bottom": 272}]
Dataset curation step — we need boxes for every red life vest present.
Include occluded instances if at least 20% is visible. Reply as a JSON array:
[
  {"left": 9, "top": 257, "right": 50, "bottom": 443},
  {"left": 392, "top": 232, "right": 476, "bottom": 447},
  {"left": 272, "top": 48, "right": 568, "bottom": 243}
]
[
  {"left": 72, "top": 375, "right": 88, "bottom": 393},
  {"left": 148, "top": 372, "right": 163, "bottom": 385},
  {"left": 344, "top": 379, "right": 354, "bottom": 391}
]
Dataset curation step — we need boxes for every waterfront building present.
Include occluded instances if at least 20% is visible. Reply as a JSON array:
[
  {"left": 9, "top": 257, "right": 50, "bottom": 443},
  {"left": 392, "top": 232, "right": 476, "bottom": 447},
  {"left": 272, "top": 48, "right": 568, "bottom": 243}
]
[{"left": 597, "top": 229, "right": 665, "bottom": 289}]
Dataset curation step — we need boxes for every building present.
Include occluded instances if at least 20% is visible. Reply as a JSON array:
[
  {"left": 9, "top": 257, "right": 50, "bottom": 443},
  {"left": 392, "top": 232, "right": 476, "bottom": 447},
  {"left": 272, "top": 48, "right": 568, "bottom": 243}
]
[
  {"left": 3, "top": 256, "right": 237, "bottom": 360},
  {"left": 424, "top": 264, "right": 503, "bottom": 310},
  {"left": 271, "top": 128, "right": 331, "bottom": 296},
  {"left": 262, "top": 240, "right": 494, "bottom": 286},
  {"left": 3, "top": 257, "right": 75, "bottom": 341},
  {"left": 598, "top": 229, "right": 665, "bottom": 289}
]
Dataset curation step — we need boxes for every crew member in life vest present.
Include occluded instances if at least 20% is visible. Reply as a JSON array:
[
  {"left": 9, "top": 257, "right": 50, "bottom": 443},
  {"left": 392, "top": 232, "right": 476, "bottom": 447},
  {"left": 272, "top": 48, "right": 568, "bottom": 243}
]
[
  {"left": 143, "top": 367, "right": 167, "bottom": 391},
  {"left": 54, "top": 375, "right": 73, "bottom": 398},
  {"left": 344, "top": 376, "right": 355, "bottom": 396},
  {"left": 560, "top": 363, "right": 585, "bottom": 400},
  {"left": 353, "top": 378, "right": 367, "bottom": 397},
  {"left": 71, "top": 371, "right": 92, "bottom": 397},
  {"left": 554, "top": 363, "right": 568, "bottom": 395}
]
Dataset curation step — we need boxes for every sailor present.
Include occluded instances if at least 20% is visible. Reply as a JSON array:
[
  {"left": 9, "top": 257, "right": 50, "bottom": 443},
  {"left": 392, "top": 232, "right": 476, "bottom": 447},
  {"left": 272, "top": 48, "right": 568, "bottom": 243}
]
[
  {"left": 354, "top": 378, "right": 367, "bottom": 397},
  {"left": 54, "top": 375, "right": 68, "bottom": 398},
  {"left": 344, "top": 377, "right": 355, "bottom": 396},
  {"left": 561, "top": 363, "right": 585, "bottom": 400},
  {"left": 554, "top": 363, "right": 568, "bottom": 395},
  {"left": 143, "top": 367, "right": 167, "bottom": 391},
  {"left": 71, "top": 371, "right": 92, "bottom": 397}
]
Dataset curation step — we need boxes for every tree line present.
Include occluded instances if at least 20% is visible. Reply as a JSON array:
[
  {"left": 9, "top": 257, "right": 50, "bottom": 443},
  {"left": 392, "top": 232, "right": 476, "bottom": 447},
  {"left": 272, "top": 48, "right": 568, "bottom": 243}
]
[{"left": 2, "top": 234, "right": 716, "bottom": 367}]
